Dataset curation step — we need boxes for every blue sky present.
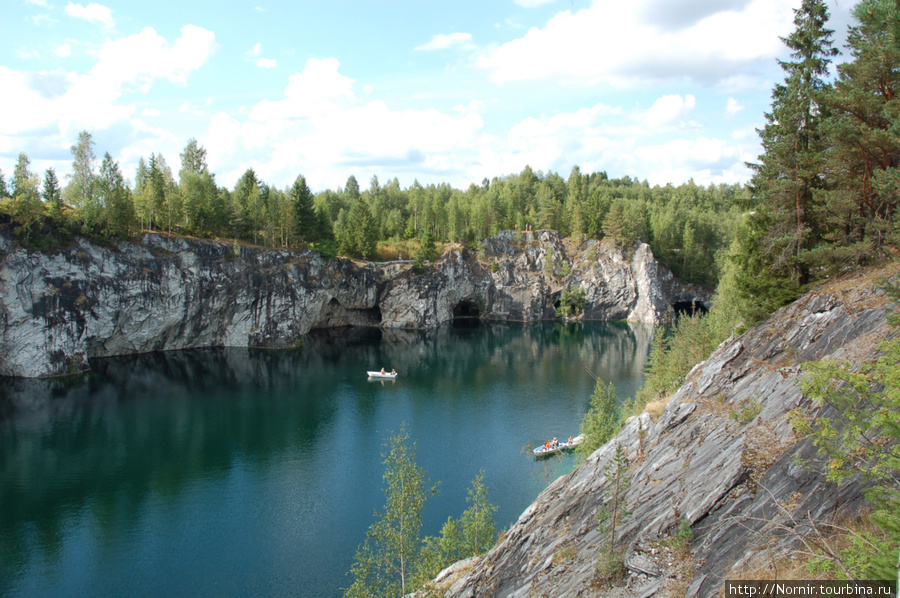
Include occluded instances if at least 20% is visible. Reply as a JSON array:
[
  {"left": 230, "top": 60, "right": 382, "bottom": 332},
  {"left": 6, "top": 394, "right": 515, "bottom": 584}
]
[{"left": 1, "top": 0, "right": 856, "bottom": 192}]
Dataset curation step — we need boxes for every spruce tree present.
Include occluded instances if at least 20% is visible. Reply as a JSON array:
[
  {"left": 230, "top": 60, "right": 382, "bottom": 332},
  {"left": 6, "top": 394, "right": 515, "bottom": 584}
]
[
  {"left": 43, "top": 167, "right": 63, "bottom": 223},
  {"left": 290, "top": 174, "right": 317, "bottom": 244},
  {"left": 739, "top": 0, "right": 838, "bottom": 315}
]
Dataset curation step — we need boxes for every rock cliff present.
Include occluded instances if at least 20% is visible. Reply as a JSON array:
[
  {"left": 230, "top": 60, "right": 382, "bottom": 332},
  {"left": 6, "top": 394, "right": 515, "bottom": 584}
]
[
  {"left": 438, "top": 265, "right": 899, "bottom": 598},
  {"left": 0, "top": 230, "right": 707, "bottom": 378}
]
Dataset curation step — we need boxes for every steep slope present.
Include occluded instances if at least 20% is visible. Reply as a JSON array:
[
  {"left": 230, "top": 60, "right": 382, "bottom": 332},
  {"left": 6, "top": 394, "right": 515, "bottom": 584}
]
[{"left": 441, "top": 265, "right": 899, "bottom": 598}]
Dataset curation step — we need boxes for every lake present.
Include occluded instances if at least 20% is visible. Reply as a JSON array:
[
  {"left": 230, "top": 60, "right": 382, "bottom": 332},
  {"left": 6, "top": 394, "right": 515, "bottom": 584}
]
[{"left": 0, "top": 321, "right": 652, "bottom": 598}]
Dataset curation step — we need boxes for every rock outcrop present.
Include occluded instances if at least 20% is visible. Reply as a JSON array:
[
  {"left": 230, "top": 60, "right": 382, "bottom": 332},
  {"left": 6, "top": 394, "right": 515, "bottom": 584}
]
[
  {"left": 440, "top": 265, "right": 899, "bottom": 598},
  {"left": 0, "top": 230, "right": 707, "bottom": 378}
]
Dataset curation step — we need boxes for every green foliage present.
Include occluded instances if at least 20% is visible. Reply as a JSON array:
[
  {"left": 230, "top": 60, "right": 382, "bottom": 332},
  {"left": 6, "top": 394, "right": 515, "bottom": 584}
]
[
  {"left": 596, "top": 443, "right": 632, "bottom": 547},
  {"left": 793, "top": 282, "right": 900, "bottom": 580},
  {"left": 9, "top": 152, "right": 43, "bottom": 242},
  {"left": 345, "top": 425, "right": 437, "bottom": 598},
  {"left": 556, "top": 287, "right": 586, "bottom": 318},
  {"left": 578, "top": 380, "right": 620, "bottom": 458},
  {"left": 813, "top": 6, "right": 900, "bottom": 269},
  {"left": 291, "top": 174, "right": 317, "bottom": 244},
  {"left": 593, "top": 545, "right": 626, "bottom": 584},
  {"left": 730, "top": 399, "right": 762, "bottom": 424},
  {"left": 415, "top": 469, "right": 498, "bottom": 586},
  {"left": 631, "top": 313, "right": 719, "bottom": 412},
  {"left": 346, "top": 433, "right": 499, "bottom": 597}
]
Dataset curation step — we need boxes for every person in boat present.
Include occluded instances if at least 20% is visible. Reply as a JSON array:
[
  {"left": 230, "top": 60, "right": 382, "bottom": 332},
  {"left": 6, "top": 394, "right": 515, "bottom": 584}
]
[
  {"left": 544, "top": 440, "right": 550, "bottom": 450},
  {"left": 568, "top": 435, "right": 573, "bottom": 445},
  {"left": 552, "top": 438, "right": 558, "bottom": 449},
  {"left": 391, "top": 369, "right": 396, "bottom": 375},
  {"left": 380, "top": 368, "right": 386, "bottom": 374}
]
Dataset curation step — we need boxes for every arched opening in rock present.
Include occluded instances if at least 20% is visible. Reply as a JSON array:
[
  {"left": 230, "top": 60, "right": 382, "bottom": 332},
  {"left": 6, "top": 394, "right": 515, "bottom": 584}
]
[
  {"left": 312, "top": 298, "right": 382, "bottom": 329},
  {"left": 452, "top": 299, "right": 480, "bottom": 319},
  {"left": 672, "top": 300, "right": 709, "bottom": 318}
]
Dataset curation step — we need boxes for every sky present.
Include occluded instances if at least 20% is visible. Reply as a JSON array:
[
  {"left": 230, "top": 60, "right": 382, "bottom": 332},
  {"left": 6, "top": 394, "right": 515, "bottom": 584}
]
[{"left": 0, "top": 0, "right": 857, "bottom": 193}]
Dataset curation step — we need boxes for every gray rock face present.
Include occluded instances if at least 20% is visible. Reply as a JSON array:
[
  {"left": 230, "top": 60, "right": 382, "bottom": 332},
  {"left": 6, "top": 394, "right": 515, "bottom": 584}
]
[
  {"left": 442, "top": 267, "right": 899, "bottom": 598},
  {"left": 0, "top": 230, "right": 704, "bottom": 378}
]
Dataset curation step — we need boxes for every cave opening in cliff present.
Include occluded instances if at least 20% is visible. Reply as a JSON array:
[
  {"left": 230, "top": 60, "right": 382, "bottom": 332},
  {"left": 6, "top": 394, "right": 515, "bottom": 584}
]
[
  {"left": 452, "top": 299, "right": 480, "bottom": 319},
  {"left": 672, "top": 300, "right": 708, "bottom": 319}
]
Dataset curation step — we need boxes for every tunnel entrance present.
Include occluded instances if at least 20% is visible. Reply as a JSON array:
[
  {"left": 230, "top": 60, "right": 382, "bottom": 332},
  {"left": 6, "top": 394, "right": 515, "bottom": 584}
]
[
  {"left": 452, "top": 299, "right": 481, "bottom": 319},
  {"left": 672, "top": 300, "right": 709, "bottom": 319}
]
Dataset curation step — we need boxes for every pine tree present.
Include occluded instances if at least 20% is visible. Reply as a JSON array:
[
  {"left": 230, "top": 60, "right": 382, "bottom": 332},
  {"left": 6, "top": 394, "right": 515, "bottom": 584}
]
[
  {"left": 815, "top": 2, "right": 900, "bottom": 266},
  {"left": 739, "top": 0, "right": 838, "bottom": 312},
  {"left": 597, "top": 443, "right": 632, "bottom": 547}
]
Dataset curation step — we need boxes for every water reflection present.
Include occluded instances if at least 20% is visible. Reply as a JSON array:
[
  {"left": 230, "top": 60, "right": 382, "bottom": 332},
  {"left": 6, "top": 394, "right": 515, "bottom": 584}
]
[{"left": 0, "top": 321, "right": 652, "bottom": 598}]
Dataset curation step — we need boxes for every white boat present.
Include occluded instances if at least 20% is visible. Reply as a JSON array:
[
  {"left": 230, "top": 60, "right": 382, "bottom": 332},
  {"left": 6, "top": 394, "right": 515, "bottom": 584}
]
[
  {"left": 533, "top": 434, "right": 584, "bottom": 457},
  {"left": 367, "top": 370, "right": 398, "bottom": 379}
]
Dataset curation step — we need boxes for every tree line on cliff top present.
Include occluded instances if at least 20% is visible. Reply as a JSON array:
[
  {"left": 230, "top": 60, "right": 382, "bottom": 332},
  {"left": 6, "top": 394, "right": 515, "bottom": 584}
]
[{"left": 0, "top": 140, "right": 740, "bottom": 288}]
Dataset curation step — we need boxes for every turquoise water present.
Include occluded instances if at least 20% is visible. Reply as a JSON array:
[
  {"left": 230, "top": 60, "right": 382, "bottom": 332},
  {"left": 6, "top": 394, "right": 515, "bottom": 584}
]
[{"left": 0, "top": 321, "right": 652, "bottom": 597}]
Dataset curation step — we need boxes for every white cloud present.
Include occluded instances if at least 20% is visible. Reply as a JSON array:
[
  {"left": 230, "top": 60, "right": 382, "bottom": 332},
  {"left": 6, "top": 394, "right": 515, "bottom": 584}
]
[
  {"left": 205, "top": 58, "right": 485, "bottom": 189},
  {"left": 634, "top": 137, "right": 754, "bottom": 185},
  {"left": 248, "top": 43, "right": 263, "bottom": 57},
  {"left": 87, "top": 25, "right": 217, "bottom": 93},
  {"left": 515, "top": 0, "right": 556, "bottom": 6},
  {"left": 416, "top": 32, "right": 474, "bottom": 51},
  {"left": 27, "top": 0, "right": 49, "bottom": 6},
  {"left": 726, "top": 97, "right": 744, "bottom": 115},
  {"left": 255, "top": 58, "right": 277, "bottom": 69},
  {"left": 65, "top": 2, "right": 115, "bottom": 29},
  {"left": 141, "top": 108, "right": 161, "bottom": 117},
  {"left": 644, "top": 94, "right": 696, "bottom": 128},
  {"left": 55, "top": 44, "right": 72, "bottom": 58},
  {"left": 0, "top": 24, "right": 215, "bottom": 165},
  {"left": 478, "top": 0, "right": 798, "bottom": 86}
]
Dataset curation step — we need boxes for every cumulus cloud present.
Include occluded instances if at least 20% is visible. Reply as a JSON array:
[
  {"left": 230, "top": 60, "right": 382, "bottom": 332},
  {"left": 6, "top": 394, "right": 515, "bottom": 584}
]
[
  {"left": 205, "top": 58, "right": 485, "bottom": 189},
  {"left": 635, "top": 137, "right": 754, "bottom": 185},
  {"left": 55, "top": 44, "right": 72, "bottom": 58},
  {"left": 65, "top": 2, "right": 115, "bottom": 29},
  {"left": 726, "top": 97, "right": 744, "bottom": 115},
  {"left": 248, "top": 43, "right": 263, "bottom": 57},
  {"left": 477, "top": 0, "right": 798, "bottom": 86},
  {"left": 416, "top": 32, "right": 474, "bottom": 51},
  {"left": 255, "top": 58, "right": 276, "bottom": 69},
  {"left": 87, "top": 25, "right": 217, "bottom": 93},
  {"left": 644, "top": 94, "right": 696, "bottom": 128},
  {"left": 0, "top": 24, "right": 215, "bottom": 151}
]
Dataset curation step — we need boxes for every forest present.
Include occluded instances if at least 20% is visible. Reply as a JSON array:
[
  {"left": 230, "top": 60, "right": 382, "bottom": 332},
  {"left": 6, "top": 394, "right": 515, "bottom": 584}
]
[{"left": 0, "top": 134, "right": 743, "bottom": 289}]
